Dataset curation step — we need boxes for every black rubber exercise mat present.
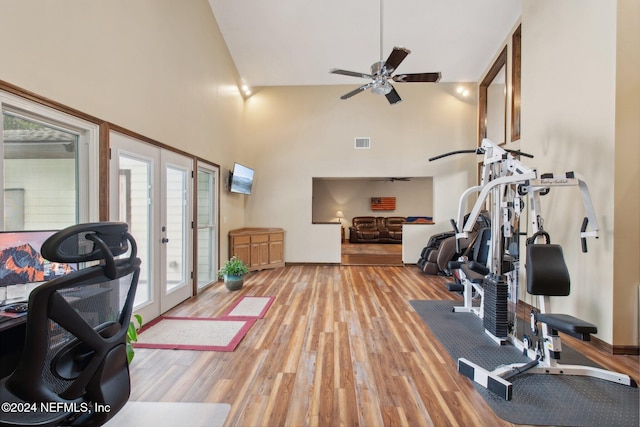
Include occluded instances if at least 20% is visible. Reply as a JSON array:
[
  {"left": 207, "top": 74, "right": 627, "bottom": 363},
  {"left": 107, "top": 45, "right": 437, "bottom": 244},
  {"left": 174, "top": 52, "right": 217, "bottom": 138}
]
[{"left": 409, "top": 300, "right": 639, "bottom": 426}]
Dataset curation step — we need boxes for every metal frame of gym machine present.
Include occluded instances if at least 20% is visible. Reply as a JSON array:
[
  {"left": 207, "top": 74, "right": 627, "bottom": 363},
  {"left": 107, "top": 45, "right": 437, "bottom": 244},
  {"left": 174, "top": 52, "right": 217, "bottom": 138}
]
[{"left": 430, "top": 138, "right": 637, "bottom": 400}]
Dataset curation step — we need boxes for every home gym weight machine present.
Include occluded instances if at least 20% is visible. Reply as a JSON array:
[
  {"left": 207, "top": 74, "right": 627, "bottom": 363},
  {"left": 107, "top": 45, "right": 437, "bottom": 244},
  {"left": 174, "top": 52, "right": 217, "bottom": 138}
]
[
  {"left": 429, "top": 138, "right": 536, "bottom": 326},
  {"left": 429, "top": 139, "right": 637, "bottom": 400}
]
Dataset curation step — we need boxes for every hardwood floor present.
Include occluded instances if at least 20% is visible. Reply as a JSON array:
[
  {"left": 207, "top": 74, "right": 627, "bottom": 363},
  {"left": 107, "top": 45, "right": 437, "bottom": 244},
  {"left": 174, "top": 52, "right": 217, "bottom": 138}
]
[
  {"left": 341, "top": 243, "right": 403, "bottom": 266},
  {"left": 129, "top": 265, "right": 639, "bottom": 427}
]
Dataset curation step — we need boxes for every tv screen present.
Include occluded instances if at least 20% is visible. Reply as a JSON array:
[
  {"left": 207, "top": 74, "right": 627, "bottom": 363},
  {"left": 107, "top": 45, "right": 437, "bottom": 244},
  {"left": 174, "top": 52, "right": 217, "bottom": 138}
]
[
  {"left": 0, "top": 230, "right": 77, "bottom": 287},
  {"left": 229, "top": 163, "right": 254, "bottom": 195}
]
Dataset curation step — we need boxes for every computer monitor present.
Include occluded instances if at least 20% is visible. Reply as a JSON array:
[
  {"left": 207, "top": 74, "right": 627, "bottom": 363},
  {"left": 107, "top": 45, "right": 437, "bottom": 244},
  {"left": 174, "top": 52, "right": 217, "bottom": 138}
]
[{"left": 0, "top": 230, "right": 76, "bottom": 287}]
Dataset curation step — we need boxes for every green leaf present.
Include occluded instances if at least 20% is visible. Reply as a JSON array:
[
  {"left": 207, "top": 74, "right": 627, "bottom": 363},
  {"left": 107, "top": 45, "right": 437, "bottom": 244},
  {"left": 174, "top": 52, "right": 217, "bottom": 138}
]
[{"left": 126, "top": 343, "right": 135, "bottom": 364}]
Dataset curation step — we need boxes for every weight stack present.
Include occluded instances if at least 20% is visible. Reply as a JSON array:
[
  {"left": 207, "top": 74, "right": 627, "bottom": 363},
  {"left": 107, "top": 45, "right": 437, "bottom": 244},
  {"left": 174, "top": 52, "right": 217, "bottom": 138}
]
[{"left": 483, "top": 275, "right": 509, "bottom": 338}]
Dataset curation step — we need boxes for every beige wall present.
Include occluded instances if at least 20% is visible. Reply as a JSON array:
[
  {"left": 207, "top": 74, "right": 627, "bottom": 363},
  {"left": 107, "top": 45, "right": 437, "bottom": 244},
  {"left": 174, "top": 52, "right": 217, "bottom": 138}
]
[
  {"left": 0, "top": 0, "right": 247, "bottom": 258},
  {"left": 241, "top": 84, "right": 478, "bottom": 263},
  {"left": 613, "top": 0, "right": 640, "bottom": 347},
  {"left": 521, "top": 0, "right": 638, "bottom": 347}
]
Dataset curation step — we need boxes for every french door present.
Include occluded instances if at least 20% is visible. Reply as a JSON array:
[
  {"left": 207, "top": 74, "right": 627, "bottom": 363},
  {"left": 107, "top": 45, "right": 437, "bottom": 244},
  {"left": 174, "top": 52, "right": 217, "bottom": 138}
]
[{"left": 109, "top": 131, "right": 193, "bottom": 321}]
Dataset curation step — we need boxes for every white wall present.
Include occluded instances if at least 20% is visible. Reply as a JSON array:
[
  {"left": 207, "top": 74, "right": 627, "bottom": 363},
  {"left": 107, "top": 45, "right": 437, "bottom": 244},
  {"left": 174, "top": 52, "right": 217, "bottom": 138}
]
[
  {"left": 242, "top": 84, "right": 478, "bottom": 263},
  {"left": 5, "top": 159, "right": 76, "bottom": 229},
  {"left": 521, "top": 0, "right": 625, "bottom": 345}
]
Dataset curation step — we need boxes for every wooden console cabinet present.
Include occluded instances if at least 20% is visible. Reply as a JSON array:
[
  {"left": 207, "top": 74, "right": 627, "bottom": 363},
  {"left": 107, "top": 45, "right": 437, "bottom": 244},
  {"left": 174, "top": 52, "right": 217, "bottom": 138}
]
[{"left": 229, "top": 228, "right": 284, "bottom": 271}]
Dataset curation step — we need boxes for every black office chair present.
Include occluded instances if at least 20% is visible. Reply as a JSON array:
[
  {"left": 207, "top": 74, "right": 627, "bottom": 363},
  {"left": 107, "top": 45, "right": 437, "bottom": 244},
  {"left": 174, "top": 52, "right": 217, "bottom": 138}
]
[{"left": 0, "top": 222, "right": 141, "bottom": 426}]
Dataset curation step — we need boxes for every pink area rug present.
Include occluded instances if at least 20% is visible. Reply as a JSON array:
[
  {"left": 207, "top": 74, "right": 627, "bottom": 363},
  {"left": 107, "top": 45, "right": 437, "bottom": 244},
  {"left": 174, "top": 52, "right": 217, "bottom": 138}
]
[
  {"left": 221, "top": 296, "right": 275, "bottom": 319},
  {"left": 135, "top": 316, "right": 256, "bottom": 352}
]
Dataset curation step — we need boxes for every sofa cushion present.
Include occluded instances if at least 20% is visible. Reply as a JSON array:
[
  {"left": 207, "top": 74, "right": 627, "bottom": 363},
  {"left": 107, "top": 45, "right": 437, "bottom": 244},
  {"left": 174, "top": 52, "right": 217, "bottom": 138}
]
[
  {"left": 385, "top": 217, "right": 405, "bottom": 231},
  {"left": 352, "top": 216, "right": 377, "bottom": 229}
]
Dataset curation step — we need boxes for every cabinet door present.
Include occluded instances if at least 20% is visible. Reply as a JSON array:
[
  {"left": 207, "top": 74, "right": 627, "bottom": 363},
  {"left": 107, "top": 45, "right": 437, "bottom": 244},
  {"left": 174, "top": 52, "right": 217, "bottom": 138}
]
[
  {"left": 250, "top": 234, "right": 269, "bottom": 268},
  {"left": 232, "top": 236, "right": 251, "bottom": 266},
  {"left": 259, "top": 242, "right": 270, "bottom": 266},
  {"left": 269, "top": 233, "right": 283, "bottom": 264}
]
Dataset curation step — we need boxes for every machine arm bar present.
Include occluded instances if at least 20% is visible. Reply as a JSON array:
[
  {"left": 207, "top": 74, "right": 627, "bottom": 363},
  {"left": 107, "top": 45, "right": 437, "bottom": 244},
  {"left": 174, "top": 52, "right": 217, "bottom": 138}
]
[
  {"left": 428, "top": 149, "right": 481, "bottom": 162},
  {"left": 504, "top": 149, "right": 534, "bottom": 158},
  {"left": 459, "top": 172, "right": 537, "bottom": 234}
]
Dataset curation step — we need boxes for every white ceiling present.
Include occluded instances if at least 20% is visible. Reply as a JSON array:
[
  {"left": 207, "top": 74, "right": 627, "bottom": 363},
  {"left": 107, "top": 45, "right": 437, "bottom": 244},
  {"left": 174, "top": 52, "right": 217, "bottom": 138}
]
[{"left": 208, "top": 0, "right": 522, "bottom": 88}]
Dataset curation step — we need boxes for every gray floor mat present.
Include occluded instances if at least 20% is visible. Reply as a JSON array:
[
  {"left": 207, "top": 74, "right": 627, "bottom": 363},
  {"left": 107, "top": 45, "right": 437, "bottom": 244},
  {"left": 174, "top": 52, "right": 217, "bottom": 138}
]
[{"left": 410, "top": 300, "right": 639, "bottom": 426}]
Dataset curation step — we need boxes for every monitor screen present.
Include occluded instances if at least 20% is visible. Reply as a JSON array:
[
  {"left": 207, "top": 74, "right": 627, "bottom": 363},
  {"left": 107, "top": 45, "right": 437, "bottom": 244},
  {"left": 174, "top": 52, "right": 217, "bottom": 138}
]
[
  {"left": 0, "top": 230, "right": 76, "bottom": 287},
  {"left": 229, "top": 163, "right": 254, "bottom": 195}
]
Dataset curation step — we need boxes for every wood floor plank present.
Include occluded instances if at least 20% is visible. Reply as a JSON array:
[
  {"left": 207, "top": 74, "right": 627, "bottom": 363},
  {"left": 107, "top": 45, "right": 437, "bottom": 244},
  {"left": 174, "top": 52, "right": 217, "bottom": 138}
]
[{"left": 128, "top": 264, "right": 639, "bottom": 427}]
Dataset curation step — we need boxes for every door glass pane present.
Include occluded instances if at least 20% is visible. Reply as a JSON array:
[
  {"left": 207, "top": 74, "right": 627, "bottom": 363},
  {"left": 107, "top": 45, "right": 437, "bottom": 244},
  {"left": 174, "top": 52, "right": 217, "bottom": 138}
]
[
  {"left": 166, "top": 166, "right": 187, "bottom": 292},
  {"left": 2, "top": 112, "right": 78, "bottom": 230},
  {"left": 118, "top": 155, "right": 152, "bottom": 307},
  {"left": 197, "top": 169, "right": 216, "bottom": 288}
]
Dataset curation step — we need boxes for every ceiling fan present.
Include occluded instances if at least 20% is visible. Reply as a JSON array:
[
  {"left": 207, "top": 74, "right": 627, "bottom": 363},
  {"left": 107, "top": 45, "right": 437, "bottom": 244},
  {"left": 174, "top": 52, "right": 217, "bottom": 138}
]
[
  {"left": 372, "top": 177, "right": 411, "bottom": 182},
  {"left": 329, "top": 0, "right": 441, "bottom": 105}
]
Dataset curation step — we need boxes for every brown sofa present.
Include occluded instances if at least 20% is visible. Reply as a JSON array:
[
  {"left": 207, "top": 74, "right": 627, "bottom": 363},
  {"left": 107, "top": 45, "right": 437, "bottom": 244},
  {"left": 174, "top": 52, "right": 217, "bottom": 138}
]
[{"left": 349, "top": 216, "right": 406, "bottom": 243}]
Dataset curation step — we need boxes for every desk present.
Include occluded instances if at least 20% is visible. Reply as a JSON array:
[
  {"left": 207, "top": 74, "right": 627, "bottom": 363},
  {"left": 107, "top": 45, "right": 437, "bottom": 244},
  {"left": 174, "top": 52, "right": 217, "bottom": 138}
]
[{"left": 0, "top": 317, "right": 26, "bottom": 378}]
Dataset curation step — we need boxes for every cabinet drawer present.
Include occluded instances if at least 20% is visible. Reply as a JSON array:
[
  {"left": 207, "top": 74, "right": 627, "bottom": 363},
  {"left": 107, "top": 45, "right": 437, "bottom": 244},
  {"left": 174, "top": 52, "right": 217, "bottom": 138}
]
[
  {"left": 269, "top": 233, "right": 283, "bottom": 241},
  {"left": 251, "top": 234, "right": 269, "bottom": 243},
  {"left": 233, "top": 235, "right": 251, "bottom": 245}
]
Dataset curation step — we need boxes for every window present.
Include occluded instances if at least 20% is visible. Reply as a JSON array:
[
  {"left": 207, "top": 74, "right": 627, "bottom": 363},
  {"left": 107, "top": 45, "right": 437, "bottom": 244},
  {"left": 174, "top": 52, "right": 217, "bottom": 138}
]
[
  {"left": 1, "top": 90, "right": 99, "bottom": 231},
  {"left": 196, "top": 163, "right": 219, "bottom": 290}
]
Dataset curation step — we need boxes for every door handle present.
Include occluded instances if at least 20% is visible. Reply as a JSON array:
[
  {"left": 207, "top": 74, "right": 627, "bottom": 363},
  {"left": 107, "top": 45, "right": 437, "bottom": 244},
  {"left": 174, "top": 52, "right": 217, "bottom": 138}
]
[{"left": 162, "top": 237, "right": 169, "bottom": 244}]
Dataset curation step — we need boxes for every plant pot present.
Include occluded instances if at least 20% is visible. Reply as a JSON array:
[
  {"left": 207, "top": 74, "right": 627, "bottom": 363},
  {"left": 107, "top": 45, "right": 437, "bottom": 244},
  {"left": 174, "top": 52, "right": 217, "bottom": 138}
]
[{"left": 223, "top": 274, "right": 244, "bottom": 291}]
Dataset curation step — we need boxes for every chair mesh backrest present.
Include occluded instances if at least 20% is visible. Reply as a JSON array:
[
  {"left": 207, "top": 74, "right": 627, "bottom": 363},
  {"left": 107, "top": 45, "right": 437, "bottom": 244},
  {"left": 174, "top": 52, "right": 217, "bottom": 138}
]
[
  {"left": 526, "top": 244, "right": 571, "bottom": 296},
  {"left": 42, "top": 270, "right": 137, "bottom": 396},
  {"left": 6, "top": 223, "right": 140, "bottom": 405}
]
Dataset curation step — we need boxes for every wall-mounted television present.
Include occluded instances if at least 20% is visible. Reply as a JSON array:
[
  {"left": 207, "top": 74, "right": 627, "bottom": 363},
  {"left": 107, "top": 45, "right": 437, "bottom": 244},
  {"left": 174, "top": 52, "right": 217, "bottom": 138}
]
[
  {"left": 229, "top": 162, "right": 255, "bottom": 195},
  {"left": 0, "top": 230, "right": 76, "bottom": 287}
]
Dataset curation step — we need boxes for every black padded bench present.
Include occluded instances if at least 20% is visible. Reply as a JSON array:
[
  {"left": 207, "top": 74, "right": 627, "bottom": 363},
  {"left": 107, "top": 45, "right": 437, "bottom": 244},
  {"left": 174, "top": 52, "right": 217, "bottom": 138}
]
[
  {"left": 536, "top": 313, "right": 597, "bottom": 341},
  {"left": 527, "top": 242, "right": 597, "bottom": 341}
]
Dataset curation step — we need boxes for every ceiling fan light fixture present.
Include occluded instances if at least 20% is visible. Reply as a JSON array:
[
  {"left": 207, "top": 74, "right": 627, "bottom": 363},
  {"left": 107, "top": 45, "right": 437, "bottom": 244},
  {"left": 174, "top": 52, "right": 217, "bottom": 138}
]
[{"left": 371, "top": 80, "right": 392, "bottom": 95}]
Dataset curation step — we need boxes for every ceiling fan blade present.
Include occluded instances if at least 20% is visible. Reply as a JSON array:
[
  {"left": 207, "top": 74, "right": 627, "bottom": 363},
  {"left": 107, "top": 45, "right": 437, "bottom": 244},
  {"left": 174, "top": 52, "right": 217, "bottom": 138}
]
[
  {"left": 330, "top": 68, "right": 373, "bottom": 79},
  {"left": 340, "top": 83, "right": 373, "bottom": 100},
  {"left": 392, "top": 72, "right": 442, "bottom": 83},
  {"left": 382, "top": 47, "right": 411, "bottom": 74},
  {"left": 385, "top": 86, "right": 402, "bottom": 105}
]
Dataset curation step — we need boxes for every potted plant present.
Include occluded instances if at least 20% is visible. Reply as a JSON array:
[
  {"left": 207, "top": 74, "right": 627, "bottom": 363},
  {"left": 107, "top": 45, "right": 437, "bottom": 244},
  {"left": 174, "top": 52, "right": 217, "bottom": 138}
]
[{"left": 218, "top": 256, "right": 250, "bottom": 291}]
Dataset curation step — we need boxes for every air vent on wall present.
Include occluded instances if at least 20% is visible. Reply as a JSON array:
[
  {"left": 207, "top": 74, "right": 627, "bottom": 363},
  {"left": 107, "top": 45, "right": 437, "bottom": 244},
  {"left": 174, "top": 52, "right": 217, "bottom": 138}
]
[{"left": 354, "top": 137, "right": 371, "bottom": 149}]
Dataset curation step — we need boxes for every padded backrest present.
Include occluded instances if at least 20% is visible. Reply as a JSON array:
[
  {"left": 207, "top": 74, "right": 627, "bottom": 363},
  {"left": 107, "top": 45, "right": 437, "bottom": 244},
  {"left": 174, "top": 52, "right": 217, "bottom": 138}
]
[
  {"left": 471, "top": 228, "right": 492, "bottom": 265},
  {"left": 526, "top": 243, "right": 570, "bottom": 296},
  {"left": 385, "top": 217, "right": 406, "bottom": 231},
  {"left": 6, "top": 222, "right": 141, "bottom": 424},
  {"left": 352, "top": 216, "right": 377, "bottom": 229}
]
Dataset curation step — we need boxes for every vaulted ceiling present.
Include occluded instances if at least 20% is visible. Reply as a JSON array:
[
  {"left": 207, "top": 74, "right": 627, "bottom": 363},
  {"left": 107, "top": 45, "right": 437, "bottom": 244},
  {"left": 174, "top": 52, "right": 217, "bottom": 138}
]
[{"left": 208, "top": 0, "right": 522, "bottom": 88}]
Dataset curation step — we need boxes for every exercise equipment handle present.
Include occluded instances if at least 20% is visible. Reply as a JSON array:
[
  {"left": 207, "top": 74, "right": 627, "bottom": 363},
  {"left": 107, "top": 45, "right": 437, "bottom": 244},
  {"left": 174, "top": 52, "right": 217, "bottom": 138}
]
[
  {"left": 450, "top": 218, "right": 460, "bottom": 253},
  {"left": 581, "top": 217, "right": 589, "bottom": 253},
  {"left": 504, "top": 149, "right": 534, "bottom": 159},
  {"left": 526, "top": 230, "right": 551, "bottom": 246},
  {"left": 428, "top": 149, "right": 479, "bottom": 162}
]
